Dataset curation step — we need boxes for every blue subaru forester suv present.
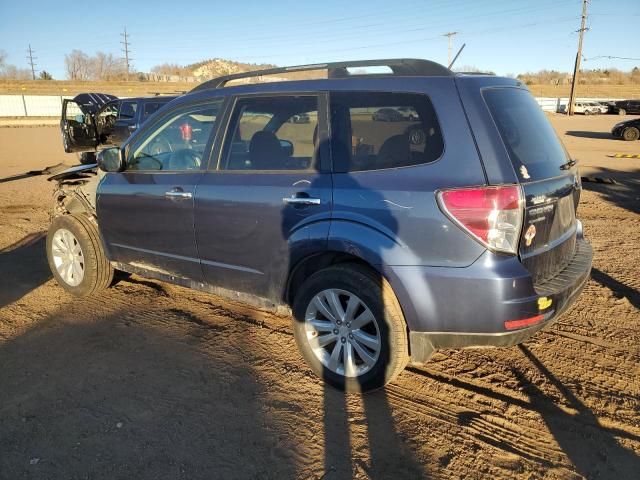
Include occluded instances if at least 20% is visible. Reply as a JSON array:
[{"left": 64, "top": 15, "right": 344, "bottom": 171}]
[{"left": 47, "top": 59, "right": 593, "bottom": 391}]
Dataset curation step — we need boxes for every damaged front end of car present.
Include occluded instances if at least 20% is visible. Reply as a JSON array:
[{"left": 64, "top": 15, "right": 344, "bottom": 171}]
[{"left": 48, "top": 163, "right": 102, "bottom": 220}]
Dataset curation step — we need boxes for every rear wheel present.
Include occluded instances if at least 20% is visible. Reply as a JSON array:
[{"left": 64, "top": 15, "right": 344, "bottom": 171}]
[
  {"left": 47, "top": 215, "right": 113, "bottom": 296},
  {"left": 622, "top": 127, "right": 640, "bottom": 141},
  {"left": 292, "top": 264, "right": 409, "bottom": 392}
]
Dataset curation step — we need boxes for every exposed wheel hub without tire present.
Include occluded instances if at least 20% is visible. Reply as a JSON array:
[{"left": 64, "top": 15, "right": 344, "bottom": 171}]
[{"left": 304, "top": 288, "right": 381, "bottom": 377}]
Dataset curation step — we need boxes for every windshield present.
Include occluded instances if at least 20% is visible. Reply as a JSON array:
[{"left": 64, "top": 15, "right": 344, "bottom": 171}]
[{"left": 483, "top": 88, "right": 570, "bottom": 181}]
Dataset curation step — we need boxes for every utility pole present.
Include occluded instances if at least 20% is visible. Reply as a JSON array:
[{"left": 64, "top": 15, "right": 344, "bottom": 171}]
[
  {"left": 121, "top": 27, "right": 131, "bottom": 81},
  {"left": 568, "top": 0, "right": 588, "bottom": 115},
  {"left": 26, "top": 44, "right": 37, "bottom": 80},
  {"left": 443, "top": 32, "right": 458, "bottom": 66}
]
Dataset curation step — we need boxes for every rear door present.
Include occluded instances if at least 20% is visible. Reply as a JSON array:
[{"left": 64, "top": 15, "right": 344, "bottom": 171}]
[
  {"left": 482, "top": 86, "right": 580, "bottom": 285},
  {"left": 194, "top": 93, "right": 332, "bottom": 301}
]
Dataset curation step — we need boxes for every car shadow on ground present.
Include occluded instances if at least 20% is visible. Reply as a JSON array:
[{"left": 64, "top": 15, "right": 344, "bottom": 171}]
[
  {"left": 0, "top": 232, "right": 51, "bottom": 309},
  {"left": 581, "top": 175, "right": 640, "bottom": 215},
  {"left": 0, "top": 303, "right": 299, "bottom": 479},
  {"left": 590, "top": 268, "right": 640, "bottom": 310},
  {"left": 514, "top": 345, "right": 640, "bottom": 478},
  {"left": 566, "top": 130, "right": 614, "bottom": 140}
]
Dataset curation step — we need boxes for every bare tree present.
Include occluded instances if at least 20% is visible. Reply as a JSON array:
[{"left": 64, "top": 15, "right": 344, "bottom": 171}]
[
  {"left": 65, "top": 50, "right": 91, "bottom": 80},
  {"left": 91, "top": 52, "right": 125, "bottom": 80},
  {"left": 0, "top": 51, "right": 32, "bottom": 79}
]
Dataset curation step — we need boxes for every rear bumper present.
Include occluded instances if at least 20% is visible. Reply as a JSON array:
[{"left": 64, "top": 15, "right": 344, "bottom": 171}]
[{"left": 391, "top": 237, "right": 593, "bottom": 364}]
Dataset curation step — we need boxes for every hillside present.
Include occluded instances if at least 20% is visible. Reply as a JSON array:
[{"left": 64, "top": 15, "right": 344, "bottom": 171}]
[{"left": 186, "top": 58, "right": 276, "bottom": 78}]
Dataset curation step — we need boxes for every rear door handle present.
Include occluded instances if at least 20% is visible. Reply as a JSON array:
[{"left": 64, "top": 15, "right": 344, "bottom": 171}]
[
  {"left": 282, "top": 196, "right": 321, "bottom": 206},
  {"left": 165, "top": 188, "right": 192, "bottom": 200}
]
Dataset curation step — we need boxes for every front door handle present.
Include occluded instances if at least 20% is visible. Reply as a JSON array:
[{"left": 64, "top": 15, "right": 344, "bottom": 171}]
[
  {"left": 165, "top": 189, "right": 192, "bottom": 200},
  {"left": 282, "top": 196, "right": 321, "bottom": 206}
]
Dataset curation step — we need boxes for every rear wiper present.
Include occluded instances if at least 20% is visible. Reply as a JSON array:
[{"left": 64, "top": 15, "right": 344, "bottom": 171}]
[{"left": 560, "top": 159, "right": 578, "bottom": 170}]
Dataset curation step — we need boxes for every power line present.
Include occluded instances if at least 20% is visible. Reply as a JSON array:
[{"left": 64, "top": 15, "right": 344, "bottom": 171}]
[
  {"left": 584, "top": 55, "right": 640, "bottom": 62},
  {"left": 26, "top": 44, "right": 37, "bottom": 80},
  {"left": 568, "top": 0, "right": 588, "bottom": 116},
  {"left": 121, "top": 27, "right": 132, "bottom": 81}
]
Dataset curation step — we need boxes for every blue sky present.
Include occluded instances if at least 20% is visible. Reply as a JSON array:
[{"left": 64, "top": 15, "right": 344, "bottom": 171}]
[{"left": 1, "top": 0, "right": 638, "bottom": 79}]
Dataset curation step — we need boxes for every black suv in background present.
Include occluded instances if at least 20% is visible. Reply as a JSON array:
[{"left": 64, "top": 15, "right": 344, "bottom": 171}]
[
  {"left": 61, "top": 94, "right": 177, "bottom": 162},
  {"left": 613, "top": 99, "right": 640, "bottom": 115}
]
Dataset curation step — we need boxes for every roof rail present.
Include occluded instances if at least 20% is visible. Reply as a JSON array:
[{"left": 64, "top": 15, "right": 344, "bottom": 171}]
[{"left": 191, "top": 58, "right": 452, "bottom": 92}]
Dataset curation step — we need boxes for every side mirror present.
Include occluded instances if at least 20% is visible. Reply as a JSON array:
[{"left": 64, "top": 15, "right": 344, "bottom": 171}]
[
  {"left": 97, "top": 147, "right": 125, "bottom": 172},
  {"left": 279, "top": 139, "right": 294, "bottom": 157}
]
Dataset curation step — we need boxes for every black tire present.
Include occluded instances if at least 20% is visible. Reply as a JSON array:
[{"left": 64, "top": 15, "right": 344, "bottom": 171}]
[
  {"left": 618, "top": 109, "right": 626, "bottom": 116},
  {"left": 77, "top": 152, "right": 97, "bottom": 165},
  {"left": 622, "top": 127, "right": 640, "bottom": 141},
  {"left": 292, "top": 264, "right": 409, "bottom": 392},
  {"left": 584, "top": 110, "right": 591, "bottom": 115},
  {"left": 47, "top": 214, "right": 114, "bottom": 296}
]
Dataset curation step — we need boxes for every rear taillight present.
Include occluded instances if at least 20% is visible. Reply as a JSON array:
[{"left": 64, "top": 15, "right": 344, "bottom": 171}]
[{"left": 437, "top": 185, "right": 523, "bottom": 254}]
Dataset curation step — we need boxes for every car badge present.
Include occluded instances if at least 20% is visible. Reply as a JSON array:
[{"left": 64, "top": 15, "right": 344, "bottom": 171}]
[
  {"left": 520, "top": 165, "right": 530, "bottom": 179},
  {"left": 524, "top": 224, "right": 536, "bottom": 246},
  {"left": 538, "top": 296, "right": 552, "bottom": 310}
]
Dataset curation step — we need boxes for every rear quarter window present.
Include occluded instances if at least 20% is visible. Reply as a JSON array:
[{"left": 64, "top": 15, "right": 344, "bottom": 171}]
[
  {"left": 483, "top": 88, "right": 569, "bottom": 181},
  {"left": 330, "top": 92, "right": 444, "bottom": 172}
]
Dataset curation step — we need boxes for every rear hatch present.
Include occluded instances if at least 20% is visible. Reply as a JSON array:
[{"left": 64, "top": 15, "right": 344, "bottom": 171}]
[{"left": 482, "top": 87, "right": 580, "bottom": 285}]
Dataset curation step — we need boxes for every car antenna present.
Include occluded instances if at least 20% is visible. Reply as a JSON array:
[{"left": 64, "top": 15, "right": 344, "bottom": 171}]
[{"left": 448, "top": 43, "right": 466, "bottom": 69}]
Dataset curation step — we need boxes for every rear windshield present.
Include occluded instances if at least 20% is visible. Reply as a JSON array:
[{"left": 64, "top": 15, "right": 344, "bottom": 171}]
[{"left": 483, "top": 88, "right": 569, "bottom": 181}]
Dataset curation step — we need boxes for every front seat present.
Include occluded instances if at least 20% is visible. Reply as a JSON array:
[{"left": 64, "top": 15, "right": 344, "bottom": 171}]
[{"left": 249, "top": 131, "right": 284, "bottom": 170}]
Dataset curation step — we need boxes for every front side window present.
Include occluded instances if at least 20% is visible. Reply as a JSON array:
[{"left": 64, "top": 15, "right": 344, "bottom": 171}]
[
  {"left": 118, "top": 101, "right": 137, "bottom": 120},
  {"left": 330, "top": 92, "right": 443, "bottom": 172},
  {"left": 127, "top": 101, "right": 222, "bottom": 171},
  {"left": 221, "top": 95, "right": 319, "bottom": 171}
]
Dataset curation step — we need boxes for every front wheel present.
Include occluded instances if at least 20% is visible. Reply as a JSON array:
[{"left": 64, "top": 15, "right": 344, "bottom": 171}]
[
  {"left": 47, "top": 215, "right": 114, "bottom": 296},
  {"left": 622, "top": 127, "right": 640, "bottom": 141},
  {"left": 618, "top": 109, "right": 627, "bottom": 116},
  {"left": 292, "top": 264, "right": 409, "bottom": 392}
]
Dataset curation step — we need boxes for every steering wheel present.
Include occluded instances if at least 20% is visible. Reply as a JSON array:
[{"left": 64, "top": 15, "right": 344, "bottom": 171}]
[
  {"left": 169, "top": 149, "right": 202, "bottom": 170},
  {"left": 148, "top": 137, "right": 173, "bottom": 157}
]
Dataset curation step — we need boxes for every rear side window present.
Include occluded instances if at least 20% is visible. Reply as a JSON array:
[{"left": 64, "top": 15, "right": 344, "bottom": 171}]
[
  {"left": 143, "top": 102, "right": 164, "bottom": 120},
  {"left": 484, "top": 88, "right": 569, "bottom": 181},
  {"left": 221, "top": 95, "right": 319, "bottom": 171},
  {"left": 330, "top": 92, "right": 443, "bottom": 172},
  {"left": 118, "top": 101, "right": 137, "bottom": 120}
]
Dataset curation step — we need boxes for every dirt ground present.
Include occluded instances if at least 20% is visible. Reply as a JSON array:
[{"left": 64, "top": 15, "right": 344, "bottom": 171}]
[{"left": 0, "top": 114, "right": 639, "bottom": 479}]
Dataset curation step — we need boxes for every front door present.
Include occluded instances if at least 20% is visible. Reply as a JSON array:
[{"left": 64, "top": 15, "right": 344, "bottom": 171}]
[
  {"left": 97, "top": 100, "right": 224, "bottom": 281},
  {"left": 194, "top": 93, "right": 332, "bottom": 302},
  {"left": 61, "top": 99, "right": 98, "bottom": 153}
]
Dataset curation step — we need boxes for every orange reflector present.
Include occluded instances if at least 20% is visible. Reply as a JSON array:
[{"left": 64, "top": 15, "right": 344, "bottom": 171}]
[{"left": 504, "top": 314, "right": 545, "bottom": 331}]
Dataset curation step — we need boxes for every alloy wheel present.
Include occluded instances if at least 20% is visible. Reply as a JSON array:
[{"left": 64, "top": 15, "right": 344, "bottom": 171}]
[
  {"left": 51, "top": 228, "right": 85, "bottom": 286},
  {"left": 304, "top": 289, "right": 381, "bottom": 377}
]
